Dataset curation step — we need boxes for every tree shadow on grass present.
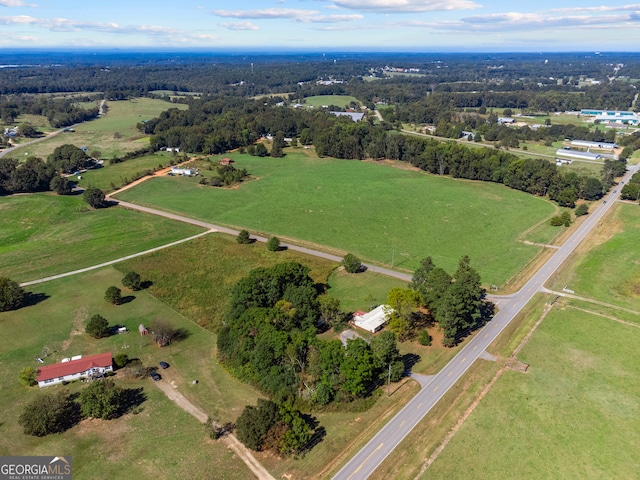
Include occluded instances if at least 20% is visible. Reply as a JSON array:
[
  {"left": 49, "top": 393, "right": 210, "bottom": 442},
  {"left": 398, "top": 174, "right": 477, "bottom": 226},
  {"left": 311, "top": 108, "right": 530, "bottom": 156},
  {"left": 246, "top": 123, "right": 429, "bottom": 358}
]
[
  {"left": 171, "top": 328, "right": 191, "bottom": 343},
  {"left": 24, "top": 292, "right": 50, "bottom": 307},
  {"left": 119, "top": 295, "right": 136, "bottom": 305},
  {"left": 401, "top": 353, "right": 421, "bottom": 373},
  {"left": 120, "top": 387, "right": 147, "bottom": 415},
  {"left": 140, "top": 280, "right": 154, "bottom": 289}
]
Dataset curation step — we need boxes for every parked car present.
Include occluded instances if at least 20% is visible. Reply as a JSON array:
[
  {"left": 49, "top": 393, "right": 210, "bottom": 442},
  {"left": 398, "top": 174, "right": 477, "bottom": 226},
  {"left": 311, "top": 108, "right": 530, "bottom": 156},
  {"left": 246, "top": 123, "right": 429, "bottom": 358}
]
[
  {"left": 150, "top": 371, "right": 161, "bottom": 381},
  {"left": 159, "top": 361, "right": 169, "bottom": 369}
]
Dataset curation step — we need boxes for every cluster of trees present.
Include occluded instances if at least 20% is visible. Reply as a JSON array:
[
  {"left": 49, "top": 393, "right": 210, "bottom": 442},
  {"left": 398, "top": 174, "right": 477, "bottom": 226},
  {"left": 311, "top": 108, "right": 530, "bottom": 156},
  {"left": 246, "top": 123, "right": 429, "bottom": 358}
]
[
  {"left": 48, "top": 144, "right": 93, "bottom": 173},
  {"left": 405, "top": 256, "right": 488, "bottom": 347},
  {"left": 18, "top": 380, "right": 145, "bottom": 436},
  {"left": 0, "top": 157, "right": 71, "bottom": 195},
  {"left": 235, "top": 399, "right": 318, "bottom": 456},
  {"left": 217, "top": 262, "right": 403, "bottom": 408},
  {"left": 201, "top": 164, "right": 249, "bottom": 187},
  {"left": 83, "top": 187, "right": 108, "bottom": 209},
  {"left": 621, "top": 171, "right": 640, "bottom": 202},
  {"left": 0, "top": 95, "right": 99, "bottom": 128}
]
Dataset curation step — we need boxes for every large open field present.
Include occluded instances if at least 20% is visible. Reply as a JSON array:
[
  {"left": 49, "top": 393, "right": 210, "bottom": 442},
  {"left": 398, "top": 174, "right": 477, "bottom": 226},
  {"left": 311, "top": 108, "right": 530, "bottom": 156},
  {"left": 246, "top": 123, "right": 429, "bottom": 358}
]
[
  {"left": 114, "top": 151, "right": 558, "bottom": 287},
  {"left": 6, "top": 98, "right": 185, "bottom": 160},
  {"left": 0, "top": 193, "right": 204, "bottom": 283},
  {"left": 425, "top": 304, "right": 640, "bottom": 479},
  {"left": 550, "top": 202, "right": 640, "bottom": 311},
  {"left": 304, "top": 95, "right": 360, "bottom": 108}
]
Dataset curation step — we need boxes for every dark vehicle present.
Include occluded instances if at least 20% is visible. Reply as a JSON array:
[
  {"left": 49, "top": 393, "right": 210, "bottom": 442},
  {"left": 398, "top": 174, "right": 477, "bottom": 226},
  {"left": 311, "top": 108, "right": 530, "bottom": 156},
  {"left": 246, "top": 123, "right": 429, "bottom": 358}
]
[
  {"left": 150, "top": 371, "right": 161, "bottom": 381},
  {"left": 159, "top": 361, "right": 169, "bottom": 369}
]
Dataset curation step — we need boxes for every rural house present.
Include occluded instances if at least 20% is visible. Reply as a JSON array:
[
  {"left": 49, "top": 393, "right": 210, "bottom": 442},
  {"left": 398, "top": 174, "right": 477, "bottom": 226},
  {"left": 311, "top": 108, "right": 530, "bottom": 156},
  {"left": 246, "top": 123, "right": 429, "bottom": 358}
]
[
  {"left": 36, "top": 352, "right": 113, "bottom": 388},
  {"left": 352, "top": 305, "right": 394, "bottom": 333}
]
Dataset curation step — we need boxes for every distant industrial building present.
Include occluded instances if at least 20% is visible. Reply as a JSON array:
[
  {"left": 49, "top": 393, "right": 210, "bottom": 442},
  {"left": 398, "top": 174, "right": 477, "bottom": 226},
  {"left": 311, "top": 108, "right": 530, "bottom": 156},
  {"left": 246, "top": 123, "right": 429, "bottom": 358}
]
[
  {"left": 330, "top": 111, "right": 365, "bottom": 122},
  {"left": 555, "top": 149, "right": 601, "bottom": 161},
  {"left": 570, "top": 140, "right": 618, "bottom": 150},
  {"left": 580, "top": 109, "right": 640, "bottom": 125}
]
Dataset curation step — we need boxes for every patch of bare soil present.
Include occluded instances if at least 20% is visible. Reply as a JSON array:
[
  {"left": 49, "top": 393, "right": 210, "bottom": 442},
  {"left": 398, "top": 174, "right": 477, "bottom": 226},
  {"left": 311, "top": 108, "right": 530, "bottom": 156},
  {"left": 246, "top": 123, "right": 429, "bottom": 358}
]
[{"left": 62, "top": 306, "right": 88, "bottom": 350}]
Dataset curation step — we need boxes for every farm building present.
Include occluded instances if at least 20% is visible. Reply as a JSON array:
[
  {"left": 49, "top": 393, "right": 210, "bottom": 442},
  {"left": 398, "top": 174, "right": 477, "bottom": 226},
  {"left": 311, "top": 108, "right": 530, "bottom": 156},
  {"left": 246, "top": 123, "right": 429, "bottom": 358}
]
[
  {"left": 330, "top": 111, "right": 365, "bottom": 122},
  {"left": 352, "top": 305, "right": 394, "bottom": 333},
  {"left": 219, "top": 158, "right": 234, "bottom": 166},
  {"left": 555, "top": 149, "right": 601, "bottom": 161},
  {"left": 170, "top": 167, "right": 193, "bottom": 176},
  {"left": 139, "top": 324, "right": 148, "bottom": 336},
  {"left": 580, "top": 109, "right": 636, "bottom": 117},
  {"left": 570, "top": 140, "right": 618, "bottom": 150},
  {"left": 36, "top": 352, "right": 113, "bottom": 388},
  {"left": 497, "top": 117, "right": 515, "bottom": 124},
  {"left": 595, "top": 115, "right": 639, "bottom": 125}
]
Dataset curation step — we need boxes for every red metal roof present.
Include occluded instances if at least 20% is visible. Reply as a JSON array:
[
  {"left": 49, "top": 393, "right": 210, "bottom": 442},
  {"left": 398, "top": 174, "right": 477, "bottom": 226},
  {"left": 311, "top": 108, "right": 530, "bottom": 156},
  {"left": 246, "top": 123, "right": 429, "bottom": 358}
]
[{"left": 36, "top": 352, "right": 113, "bottom": 382}]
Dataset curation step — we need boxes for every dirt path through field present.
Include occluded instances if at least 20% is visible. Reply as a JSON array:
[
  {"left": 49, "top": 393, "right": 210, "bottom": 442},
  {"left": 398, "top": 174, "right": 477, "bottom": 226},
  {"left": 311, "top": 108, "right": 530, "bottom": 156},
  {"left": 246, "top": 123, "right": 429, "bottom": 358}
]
[{"left": 154, "top": 381, "right": 275, "bottom": 480}]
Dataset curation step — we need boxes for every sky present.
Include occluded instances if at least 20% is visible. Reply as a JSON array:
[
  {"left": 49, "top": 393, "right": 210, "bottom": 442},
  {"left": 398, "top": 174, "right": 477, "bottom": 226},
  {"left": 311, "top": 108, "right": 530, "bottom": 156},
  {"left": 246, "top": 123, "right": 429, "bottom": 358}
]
[{"left": 0, "top": 0, "right": 639, "bottom": 51}]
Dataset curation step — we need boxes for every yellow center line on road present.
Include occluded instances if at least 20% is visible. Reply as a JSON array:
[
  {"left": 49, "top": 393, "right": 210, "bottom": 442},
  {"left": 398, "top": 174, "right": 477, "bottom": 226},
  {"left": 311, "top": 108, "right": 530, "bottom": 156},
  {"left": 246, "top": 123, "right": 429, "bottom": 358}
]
[
  {"left": 347, "top": 443, "right": 385, "bottom": 480},
  {"left": 461, "top": 357, "right": 467, "bottom": 363},
  {"left": 400, "top": 420, "right": 406, "bottom": 427},
  {"left": 417, "top": 403, "right": 423, "bottom": 409},
  {"left": 473, "top": 345, "right": 478, "bottom": 350},
  {"left": 484, "top": 333, "right": 489, "bottom": 338},
  {"left": 448, "top": 371, "right": 453, "bottom": 377},
  {"left": 433, "top": 385, "right": 439, "bottom": 392}
]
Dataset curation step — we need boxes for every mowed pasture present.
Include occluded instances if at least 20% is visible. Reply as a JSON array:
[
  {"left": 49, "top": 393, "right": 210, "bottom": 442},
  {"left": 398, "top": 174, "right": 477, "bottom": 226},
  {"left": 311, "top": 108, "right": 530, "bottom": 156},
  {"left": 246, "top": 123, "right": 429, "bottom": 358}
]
[
  {"left": 550, "top": 202, "right": 640, "bottom": 311},
  {"left": 0, "top": 193, "right": 204, "bottom": 283},
  {"left": 115, "top": 152, "right": 557, "bottom": 287},
  {"left": 0, "top": 267, "right": 255, "bottom": 480},
  {"left": 304, "top": 95, "right": 360, "bottom": 108},
  {"left": 75, "top": 152, "right": 176, "bottom": 192},
  {"left": 425, "top": 305, "right": 640, "bottom": 479},
  {"left": 6, "top": 98, "right": 186, "bottom": 160}
]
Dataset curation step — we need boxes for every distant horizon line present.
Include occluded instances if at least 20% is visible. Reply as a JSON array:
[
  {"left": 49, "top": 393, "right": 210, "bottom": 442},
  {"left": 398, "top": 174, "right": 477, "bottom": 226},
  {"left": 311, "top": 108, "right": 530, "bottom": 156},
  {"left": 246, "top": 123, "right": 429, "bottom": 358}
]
[{"left": 0, "top": 47, "right": 636, "bottom": 55}]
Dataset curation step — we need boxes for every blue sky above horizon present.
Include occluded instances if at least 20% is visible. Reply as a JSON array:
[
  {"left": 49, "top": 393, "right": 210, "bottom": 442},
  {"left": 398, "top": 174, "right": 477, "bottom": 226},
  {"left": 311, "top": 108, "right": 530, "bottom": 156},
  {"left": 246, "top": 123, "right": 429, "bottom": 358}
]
[{"left": 0, "top": 0, "right": 639, "bottom": 51}]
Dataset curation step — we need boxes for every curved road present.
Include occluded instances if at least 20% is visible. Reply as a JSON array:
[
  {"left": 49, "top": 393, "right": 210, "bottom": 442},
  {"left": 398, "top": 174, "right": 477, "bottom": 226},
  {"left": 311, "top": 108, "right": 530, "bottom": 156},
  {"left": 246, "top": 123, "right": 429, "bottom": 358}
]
[{"left": 332, "top": 165, "right": 638, "bottom": 480}]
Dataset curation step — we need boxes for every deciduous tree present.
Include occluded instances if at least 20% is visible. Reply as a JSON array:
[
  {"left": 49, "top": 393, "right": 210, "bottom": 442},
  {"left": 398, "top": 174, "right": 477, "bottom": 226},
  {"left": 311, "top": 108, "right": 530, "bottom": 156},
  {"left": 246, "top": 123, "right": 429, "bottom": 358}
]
[
  {"left": 0, "top": 276, "right": 26, "bottom": 312},
  {"left": 86, "top": 314, "right": 109, "bottom": 338}
]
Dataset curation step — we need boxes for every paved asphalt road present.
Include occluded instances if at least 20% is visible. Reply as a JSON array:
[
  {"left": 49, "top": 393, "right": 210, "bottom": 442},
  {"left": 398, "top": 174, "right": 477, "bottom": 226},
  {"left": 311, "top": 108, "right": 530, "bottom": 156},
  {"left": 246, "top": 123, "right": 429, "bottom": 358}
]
[{"left": 332, "top": 165, "right": 638, "bottom": 480}]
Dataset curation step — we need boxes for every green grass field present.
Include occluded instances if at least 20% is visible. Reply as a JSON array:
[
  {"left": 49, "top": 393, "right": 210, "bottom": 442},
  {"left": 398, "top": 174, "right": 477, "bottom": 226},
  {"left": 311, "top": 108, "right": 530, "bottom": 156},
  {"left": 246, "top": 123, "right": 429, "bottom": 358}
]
[
  {"left": 116, "top": 233, "right": 337, "bottom": 331},
  {"left": 76, "top": 153, "right": 175, "bottom": 192},
  {"left": 550, "top": 202, "right": 640, "bottom": 311},
  {"left": 327, "top": 269, "right": 407, "bottom": 312},
  {"left": 0, "top": 193, "right": 204, "bottom": 283},
  {"left": 304, "top": 95, "right": 360, "bottom": 108},
  {"left": 114, "top": 151, "right": 557, "bottom": 287},
  {"left": 0, "top": 267, "right": 255, "bottom": 480},
  {"left": 7, "top": 98, "right": 185, "bottom": 160},
  {"left": 425, "top": 305, "right": 640, "bottom": 479}
]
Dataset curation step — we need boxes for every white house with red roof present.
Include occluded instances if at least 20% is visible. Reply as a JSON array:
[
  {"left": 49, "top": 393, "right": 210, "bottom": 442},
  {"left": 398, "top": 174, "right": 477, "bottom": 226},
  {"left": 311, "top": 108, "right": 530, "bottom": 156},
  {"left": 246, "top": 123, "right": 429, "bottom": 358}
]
[{"left": 36, "top": 352, "right": 113, "bottom": 388}]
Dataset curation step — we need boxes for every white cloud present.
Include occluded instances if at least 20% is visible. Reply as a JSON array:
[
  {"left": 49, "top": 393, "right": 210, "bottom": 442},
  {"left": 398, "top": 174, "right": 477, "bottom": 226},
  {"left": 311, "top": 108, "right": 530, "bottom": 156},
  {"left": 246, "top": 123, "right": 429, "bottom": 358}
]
[
  {"left": 0, "top": 1, "right": 36, "bottom": 6},
  {"left": 220, "top": 21, "right": 259, "bottom": 30},
  {"left": 405, "top": 11, "right": 640, "bottom": 32},
  {"left": 213, "top": 8, "right": 363, "bottom": 23},
  {"left": 551, "top": 4, "right": 640, "bottom": 13},
  {"left": 328, "top": 0, "right": 480, "bottom": 13}
]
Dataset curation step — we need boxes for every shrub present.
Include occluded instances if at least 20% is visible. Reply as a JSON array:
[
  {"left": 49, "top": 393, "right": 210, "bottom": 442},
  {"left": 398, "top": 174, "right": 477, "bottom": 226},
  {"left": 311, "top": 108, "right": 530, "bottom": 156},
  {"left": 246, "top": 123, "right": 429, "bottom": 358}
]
[
  {"left": 550, "top": 211, "right": 572, "bottom": 227},
  {"left": 113, "top": 353, "right": 129, "bottom": 369},
  {"left": 266, "top": 236, "right": 281, "bottom": 252},
  {"left": 236, "top": 229, "right": 252, "bottom": 244},
  {"left": 418, "top": 329, "right": 432, "bottom": 346},
  {"left": 122, "top": 271, "right": 142, "bottom": 291},
  {"left": 0, "top": 276, "right": 26, "bottom": 312},
  {"left": 104, "top": 286, "right": 122, "bottom": 305},
  {"left": 341, "top": 253, "right": 362, "bottom": 273},
  {"left": 19, "top": 367, "right": 37, "bottom": 386},
  {"left": 86, "top": 314, "right": 109, "bottom": 338},
  {"left": 83, "top": 187, "right": 108, "bottom": 208},
  {"left": 575, "top": 203, "right": 589, "bottom": 216}
]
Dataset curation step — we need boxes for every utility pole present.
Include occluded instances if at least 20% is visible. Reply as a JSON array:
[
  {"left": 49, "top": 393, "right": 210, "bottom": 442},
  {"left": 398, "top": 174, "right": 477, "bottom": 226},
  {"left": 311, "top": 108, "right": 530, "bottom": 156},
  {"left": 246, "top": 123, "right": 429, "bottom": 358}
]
[{"left": 387, "top": 363, "right": 392, "bottom": 397}]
